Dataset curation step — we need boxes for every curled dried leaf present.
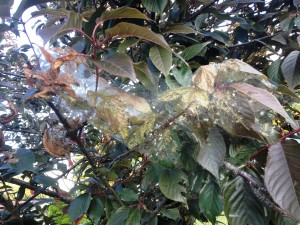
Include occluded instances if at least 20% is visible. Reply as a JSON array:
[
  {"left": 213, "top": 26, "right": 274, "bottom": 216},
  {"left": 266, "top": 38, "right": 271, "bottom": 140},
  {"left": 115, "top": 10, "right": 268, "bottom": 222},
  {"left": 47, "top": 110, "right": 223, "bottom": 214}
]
[
  {"left": 0, "top": 97, "right": 18, "bottom": 124},
  {"left": 43, "top": 127, "right": 72, "bottom": 157}
]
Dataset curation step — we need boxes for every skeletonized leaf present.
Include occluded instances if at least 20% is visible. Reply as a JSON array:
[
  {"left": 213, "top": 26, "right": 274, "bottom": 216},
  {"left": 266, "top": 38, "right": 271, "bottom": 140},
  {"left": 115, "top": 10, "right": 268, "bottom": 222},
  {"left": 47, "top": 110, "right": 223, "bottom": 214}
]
[
  {"left": 91, "top": 54, "right": 137, "bottom": 82},
  {"left": 224, "top": 176, "right": 268, "bottom": 225},
  {"left": 197, "top": 127, "right": 226, "bottom": 179},
  {"left": 230, "top": 83, "right": 298, "bottom": 129},
  {"left": 105, "top": 22, "right": 171, "bottom": 50},
  {"left": 265, "top": 141, "right": 300, "bottom": 221},
  {"left": 99, "top": 6, "right": 149, "bottom": 23},
  {"left": 159, "top": 169, "right": 187, "bottom": 203},
  {"left": 281, "top": 51, "right": 300, "bottom": 89},
  {"left": 149, "top": 45, "right": 172, "bottom": 76},
  {"left": 141, "top": 0, "right": 168, "bottom": 14},
  {"left": 163, "top": 25, "right": 197, "bottom": 34}
]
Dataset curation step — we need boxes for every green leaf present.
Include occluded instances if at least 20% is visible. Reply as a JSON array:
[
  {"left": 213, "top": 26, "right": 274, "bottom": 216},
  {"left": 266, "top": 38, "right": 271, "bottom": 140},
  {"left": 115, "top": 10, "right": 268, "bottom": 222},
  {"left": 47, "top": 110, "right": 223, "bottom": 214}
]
[
  {"left": 224, "top": 176, "right": 268, "bottom": 225},
  {"left": 172, "top": 65, "right": 192, "bottom": 87},
  {"left": 230, "top": 82, "right": 298, "bottom": 129},
  {"left": 124, "top": 208, "right": 141, "bottom": 225},
  {"left": 149, "top": 45, "right": 172, "bottom": 76},
  {"left": 271, "top": 211, "right": 298, "bottom": 225},
  {"left": 195, "top": 14, "right": 208, "bottom": 31},
  {"left": 87, "top": 197, "right": 104, "bottom": 225},
  {"left": 197, "top": 127, "right": 226, "bottom": 179},
  {"left": 280, "top": 17, "right": 294, "bottom": 32},
  {"left": 105, "top": 22, "right": 171, "bottom": 50},
  {"left": 0, "top": 24, "right": 11, "bottom": 33},
  {"left": 160, "top": 208, "right": 180, "bottom": 220},
  {"left": 141, "top": 0, "right": 168, "bottom": 14},
  {"left": 118, "top": 38, "right": 139, "bottom": 53},
  {"left": 134, "top": 62, "right": 158, "bottom": 92},
  {"left": 118, "top": 188, "right": 138, "bottom": 202},
  {"left": 90, "top": 54, "right": 137, "bottom": 82},
  {"left": 181, "top": 42, "right": 210, "bottom": 61},
  {"left": 68, "top": 193, "right": 91, "bottom": 222},
  {"left": 165, "top": 75, "right": 181, "bottom": 89},
  {"left": 204, "top": 31, "right": 229, "bottom": 44},
  {"left": 100, "top": 6, "right": 149, "bottom": 22},
  {"left": 10, "top": 148, "right": 35, "bottom": 171},
  {"left": 159, "top": 169, "right": 187, "bottom": 203},
  {"left": 281, "top": 50, "right": 300, "bottom": 90},
  {"left": 267, "top": 59, "right": 284, "bottom": 84},
  {"left": 0, "top": 0, "right": 13, "bottom": 17},
  {"left": 50, "top": 11, "right": 83, "bottom": 44},
  {"left": 163, "top": 25, "right": 197, "bottom": 34},
  {"left": 107, "top": 206, "right": 130, "bottom": 225},
  {"left": 32, "top": 174, "right": 57, "bottom": 187},
  {"left": 265, "top": 141, "right": 300, "bottom": 221},
  {"left": 199, "top": 180, "right": 223, "bottom": 223}
]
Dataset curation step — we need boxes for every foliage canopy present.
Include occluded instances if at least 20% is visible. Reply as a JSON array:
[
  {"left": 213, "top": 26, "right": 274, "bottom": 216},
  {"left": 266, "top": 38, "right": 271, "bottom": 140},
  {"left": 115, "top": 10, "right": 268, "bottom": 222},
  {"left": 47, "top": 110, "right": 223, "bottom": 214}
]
[{"left": 1, "top": 0, "right": 300, "bottom": 224}]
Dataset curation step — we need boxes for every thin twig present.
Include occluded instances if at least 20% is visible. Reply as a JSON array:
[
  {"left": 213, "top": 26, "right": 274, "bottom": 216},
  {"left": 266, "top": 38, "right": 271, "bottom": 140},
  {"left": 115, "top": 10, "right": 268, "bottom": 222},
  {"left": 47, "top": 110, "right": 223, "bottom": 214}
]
[
  {"left": 18, "top": 159, "right": 84, "bottom": 210},
  {"left": 8, "top": 178, "right": 71, "bottom": 204},
  {"left": 140, "top": 197, "right": 168, "bottom": 225},
  {"left": 188, "top": 0, "right": 219, "bottom": 21}
]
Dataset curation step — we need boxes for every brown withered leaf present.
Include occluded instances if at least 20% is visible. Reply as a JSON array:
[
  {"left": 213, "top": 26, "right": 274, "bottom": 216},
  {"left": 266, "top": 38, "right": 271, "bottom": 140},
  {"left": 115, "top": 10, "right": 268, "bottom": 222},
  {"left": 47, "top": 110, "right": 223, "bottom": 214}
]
[
  {"left": 43, "top": 127, "right": 72, "bottom": 157},
  {"left": 0, "top": 97, "right": 18, "bottom": 124},
  {"left": 39, "top": 46, "right": 55, "bottom": 64},
  {"left": 23, "top": 49, "right": 81, "bottom": 99}
]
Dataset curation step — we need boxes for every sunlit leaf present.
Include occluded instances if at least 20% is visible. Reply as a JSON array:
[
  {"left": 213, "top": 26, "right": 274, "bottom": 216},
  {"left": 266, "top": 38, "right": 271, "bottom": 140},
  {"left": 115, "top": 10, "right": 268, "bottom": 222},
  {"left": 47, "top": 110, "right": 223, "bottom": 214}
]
[
  {"left": 10, "top": 148, "right": 35, "bottom": 171},
  {"left": 159, "top": 169, "right": 187, "bottom": 203},
  {"left": 281, "top": 50, "right": 300, "bottom": 90},
  {"left": 163, "top": 25, "right": 197, "bottom": 34},
  {"left": 197, "top": 127, "right": 226, "bottom": 179},
  {"left": 32, "top": 174, "right": 57, "bottom": 187},
  {"left": 149, "top": 45, "right": 172, "bottom": 76},
  {"left": 91, "top": 54, "right": 137, "bottom": 82},
  {"left": 224, "top": 176, "right": 268, "bottom": 225},
  {"left": 105, "top": 22, "right": 171, "bottom": 50},
  {"left": 141, "top": 0, "right": 168, "bottom": 14},
  {"left": 181, "top": 42, "right": 210, "bottom": 61},
  {"left": 172, "top": 64, "right": 192, "bottom": 87},
  {"left": 265, "top": 141, "right": 300, "bottom": 221},
  {"left": 99, "top": 6, "right": 149, "bottom": 22},
  {"left": 68, "top": 193, "right": 91, "bottom": 222},
  {"left": 230, "top": 83, "right": 298, "bottom": 129},
  {"left": 134, "top": 62, "right": 158, "bottom": 92}
]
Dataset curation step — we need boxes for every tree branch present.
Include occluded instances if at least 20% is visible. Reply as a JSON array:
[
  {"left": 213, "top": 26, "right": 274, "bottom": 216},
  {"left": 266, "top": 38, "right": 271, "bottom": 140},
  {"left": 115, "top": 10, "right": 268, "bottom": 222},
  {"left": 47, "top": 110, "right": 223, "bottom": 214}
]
[
  {"left": 222, "top": 161, "right": 291, "bottom": 219},
  {"left": 8, "top": 178, "right": 71, "bottom": 204},
  {"left": 47, "top": 101, "right": 124, "bottom": 206}
]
